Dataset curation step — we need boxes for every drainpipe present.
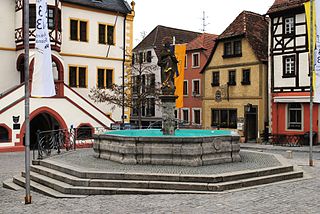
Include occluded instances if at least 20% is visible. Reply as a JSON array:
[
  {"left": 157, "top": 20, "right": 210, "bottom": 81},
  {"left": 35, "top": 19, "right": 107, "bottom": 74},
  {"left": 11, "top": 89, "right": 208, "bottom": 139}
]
[{"left": 122, "top": 16, "right": 126, "bottom": 124}]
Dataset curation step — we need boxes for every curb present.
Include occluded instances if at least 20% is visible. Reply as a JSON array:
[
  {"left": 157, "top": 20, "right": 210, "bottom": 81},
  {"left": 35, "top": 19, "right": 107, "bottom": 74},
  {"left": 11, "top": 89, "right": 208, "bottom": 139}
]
[{"left": 240, "top": 144, "right": 320, "bottom": 154}]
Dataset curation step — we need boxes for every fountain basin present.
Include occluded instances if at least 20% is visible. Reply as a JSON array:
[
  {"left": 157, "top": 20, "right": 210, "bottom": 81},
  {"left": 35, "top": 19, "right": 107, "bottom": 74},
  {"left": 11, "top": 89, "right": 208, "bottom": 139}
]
[{"left": 93, "top": 129, "right": 241, "bottom": 166}]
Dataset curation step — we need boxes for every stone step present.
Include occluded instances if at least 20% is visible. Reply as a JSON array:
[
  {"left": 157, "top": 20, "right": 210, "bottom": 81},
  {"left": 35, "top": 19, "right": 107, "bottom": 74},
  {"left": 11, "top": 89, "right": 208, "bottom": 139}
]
[
  {"left": 2, "top": 178, "right": 23, "bottom": 191},
  {"left": 16, "top": 173, "right": 214, "bottom": 196},
  {"left": 12, "top": 175, "right": 86, "bottom": 198},
  {"left": 38, "top": 159, "right": 295, "bottom": 183},
  {"left": 30, "top": 165, "right": 91, "bottom": 186},
  {"left": 21, "top": 167, "right": 303, "bottom": 194},
  {"left": 208, "top": 170, "right": 304, "bottom": 191},
  {"left": 29, "top": 164, "right": 303, "bottom": 192}
]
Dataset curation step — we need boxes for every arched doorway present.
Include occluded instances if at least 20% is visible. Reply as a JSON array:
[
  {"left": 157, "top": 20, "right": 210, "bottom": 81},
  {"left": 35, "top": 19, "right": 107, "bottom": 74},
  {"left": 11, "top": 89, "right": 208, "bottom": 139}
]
[
  {"left": 28, "top": 113, "right": 61, "bottom": 149},
  {"left": 20, "top": 107, "right": 68, "bottom": 149}
]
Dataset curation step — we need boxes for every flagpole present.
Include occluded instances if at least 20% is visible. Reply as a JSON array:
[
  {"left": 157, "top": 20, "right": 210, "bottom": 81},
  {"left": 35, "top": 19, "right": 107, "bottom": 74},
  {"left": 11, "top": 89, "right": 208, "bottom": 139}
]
[
  {"left": 309, "top": 0, "right": 314, "bottom": 167},
  {"left": 24, "top": 0, "right": 32, "bottom": 204}
]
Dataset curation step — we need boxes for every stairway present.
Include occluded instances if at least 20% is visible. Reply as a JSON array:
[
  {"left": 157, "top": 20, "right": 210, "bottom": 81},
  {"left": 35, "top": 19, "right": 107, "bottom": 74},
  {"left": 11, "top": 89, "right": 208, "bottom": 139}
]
[{"left": 3, "top": 159, "right": 303, "bottom": 198}]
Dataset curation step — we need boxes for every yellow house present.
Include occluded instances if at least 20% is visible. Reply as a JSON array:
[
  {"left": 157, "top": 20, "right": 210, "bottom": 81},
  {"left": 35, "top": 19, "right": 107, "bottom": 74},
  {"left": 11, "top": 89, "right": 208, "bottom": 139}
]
[{"left": 202, "top": 11, "right": 268, "bottom": 142}]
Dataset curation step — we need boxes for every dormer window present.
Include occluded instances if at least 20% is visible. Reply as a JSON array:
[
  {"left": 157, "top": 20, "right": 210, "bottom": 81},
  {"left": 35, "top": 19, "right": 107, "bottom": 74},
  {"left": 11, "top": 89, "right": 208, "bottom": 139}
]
[{"left": 223, "top": 40, "right": 242, "bottom": 58}]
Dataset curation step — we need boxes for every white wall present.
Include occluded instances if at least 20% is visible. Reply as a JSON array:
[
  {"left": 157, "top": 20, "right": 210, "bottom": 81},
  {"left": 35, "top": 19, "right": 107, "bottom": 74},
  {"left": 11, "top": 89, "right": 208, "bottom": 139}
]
[
  {"left": 61, "top": 6, "right": 125, "bottom": 58},
  {"left": 60, "top": 5, "right": 127, "bottom": 121},
  {"left": 0, "top": 0, "right": 15, "bottom": 47}
]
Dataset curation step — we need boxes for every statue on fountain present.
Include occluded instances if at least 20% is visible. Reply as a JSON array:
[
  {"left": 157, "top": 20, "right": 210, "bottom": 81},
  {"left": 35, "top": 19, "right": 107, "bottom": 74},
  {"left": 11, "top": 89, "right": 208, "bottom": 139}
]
[
  {"left": 157, "top": 37, "right": 179, "bottom": 135},
  {"left": 157, "top": 37, "right": 179, "bottom": 95}
]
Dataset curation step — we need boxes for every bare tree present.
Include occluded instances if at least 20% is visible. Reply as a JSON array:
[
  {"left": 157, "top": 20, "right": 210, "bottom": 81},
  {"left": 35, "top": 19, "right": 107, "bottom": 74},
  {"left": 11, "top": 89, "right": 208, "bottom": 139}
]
[{"left": 89, "top": 53, "right": 160, "bottom": 129}]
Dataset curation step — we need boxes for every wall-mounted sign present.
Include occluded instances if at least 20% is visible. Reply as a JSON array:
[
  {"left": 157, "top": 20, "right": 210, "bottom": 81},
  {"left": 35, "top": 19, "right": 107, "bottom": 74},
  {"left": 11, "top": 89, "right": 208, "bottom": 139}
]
[
  {"left": 12, "top": 116, "right": 21, "bottom": 130},
  {"left": 215, "top": 90, "right": 222, "bottom": 102},
  {"left": 237, "top": 117, "right": 244, "bottom": 131},
  {"left": 13, "top": 116, "right": 20, "bottom": 124}
]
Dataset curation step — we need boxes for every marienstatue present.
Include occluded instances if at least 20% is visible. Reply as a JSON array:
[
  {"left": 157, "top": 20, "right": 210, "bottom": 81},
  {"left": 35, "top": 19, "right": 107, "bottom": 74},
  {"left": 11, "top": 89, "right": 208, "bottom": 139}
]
[{"left": 157, "top": 37, "right": 179, "bottom": 95}]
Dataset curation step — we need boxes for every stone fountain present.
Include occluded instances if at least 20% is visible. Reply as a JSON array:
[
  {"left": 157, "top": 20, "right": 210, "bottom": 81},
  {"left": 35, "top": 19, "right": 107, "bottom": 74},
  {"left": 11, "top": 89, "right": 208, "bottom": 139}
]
[{"left": 93, "top": 38, "right": 241, "bottom": 166}]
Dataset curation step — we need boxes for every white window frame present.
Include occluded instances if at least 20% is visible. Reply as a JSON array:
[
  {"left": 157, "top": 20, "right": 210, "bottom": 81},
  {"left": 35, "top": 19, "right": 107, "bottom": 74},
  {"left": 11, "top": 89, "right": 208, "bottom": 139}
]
[
  {"left": 192, "top": 52, "right": 200, "bottom": 68},
  {"left": 182, "top": 108, "right": 190, "bottom": 124},
  {"left": 174, "top": 108, "right": 180, "bottom": 120},
  {"left": 192, "top": 79, "right": 201, "bottom": 96},
  {"left": 183, "top": 80, "right": 188, "bottom": 96},
  {"left": 192, "top": 108, "right": 202, "bottom": 125},
  {"left": 286, "top": 103, "right": 303, "bottom": 131},
  {"left": 284, "top": 56, "right": 295, "bottom": 76},
  {"left": 184, "top": 54, "right": 187, "bottom": 69},
  {"left": 284, "top": 17, "right": 294, "bottom": 34}
]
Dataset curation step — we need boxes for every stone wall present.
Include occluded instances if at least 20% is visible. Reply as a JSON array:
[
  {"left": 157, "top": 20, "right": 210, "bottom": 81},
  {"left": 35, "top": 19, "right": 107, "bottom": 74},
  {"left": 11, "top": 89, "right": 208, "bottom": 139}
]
[{"left": 93, "top": 134, "right": 241, "bottom": 166}]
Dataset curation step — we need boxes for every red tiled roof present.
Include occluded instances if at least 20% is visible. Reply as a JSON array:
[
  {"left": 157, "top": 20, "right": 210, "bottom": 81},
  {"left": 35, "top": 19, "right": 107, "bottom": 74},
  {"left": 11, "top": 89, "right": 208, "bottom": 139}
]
[
  {"left": 133, "top": 25, "right": 201, "bottom": 58},
  {"left": 267, "top": 0, "right": 308, "bottom": 14},
  {"left": 187, "top": 33, "right": 218, "bottom": 60},
  {"left": 219, "top": 11, "right": 269, "bottom": 61},
  {"left": 201, "top": 11, "right": 268, "bottom": 73}
]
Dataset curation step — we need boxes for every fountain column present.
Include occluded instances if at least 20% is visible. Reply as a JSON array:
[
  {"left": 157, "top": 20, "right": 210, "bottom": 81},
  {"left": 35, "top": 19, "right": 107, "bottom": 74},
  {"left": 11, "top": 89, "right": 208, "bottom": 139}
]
[{"left": 160, "top": 95, "right": 177, "bottom": 135}]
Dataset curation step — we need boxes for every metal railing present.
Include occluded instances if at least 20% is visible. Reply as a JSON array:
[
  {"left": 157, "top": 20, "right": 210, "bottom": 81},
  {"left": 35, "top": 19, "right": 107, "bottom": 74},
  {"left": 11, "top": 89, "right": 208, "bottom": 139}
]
[{"left": 34, "top": 127, "right": 109, "bottom": 160}]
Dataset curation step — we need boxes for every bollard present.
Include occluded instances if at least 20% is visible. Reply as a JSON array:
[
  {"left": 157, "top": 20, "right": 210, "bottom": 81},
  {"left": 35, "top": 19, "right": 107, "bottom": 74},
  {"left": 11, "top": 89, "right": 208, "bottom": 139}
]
[{"left": 286, "top": 150, "right": 293, "bottom": 159}]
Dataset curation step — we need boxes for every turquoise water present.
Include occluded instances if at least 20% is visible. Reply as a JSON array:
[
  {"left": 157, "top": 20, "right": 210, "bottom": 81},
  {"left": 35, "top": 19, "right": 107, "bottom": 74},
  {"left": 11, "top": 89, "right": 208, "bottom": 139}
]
[{"left": 106, "top": 129, "right": 233, "bottom": 137}]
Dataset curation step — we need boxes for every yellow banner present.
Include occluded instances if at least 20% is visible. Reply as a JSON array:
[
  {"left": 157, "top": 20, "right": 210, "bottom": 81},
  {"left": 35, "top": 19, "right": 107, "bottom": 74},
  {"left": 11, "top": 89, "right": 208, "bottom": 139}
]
[
  {"left": 305, "top": 1, "right": 316, "bottom": 88},
  {"left": 305, "top": 1, "right": 316, "bottom": 51},
  {"left": 174, "top": 44, "right": 186, "bottom": 108}
]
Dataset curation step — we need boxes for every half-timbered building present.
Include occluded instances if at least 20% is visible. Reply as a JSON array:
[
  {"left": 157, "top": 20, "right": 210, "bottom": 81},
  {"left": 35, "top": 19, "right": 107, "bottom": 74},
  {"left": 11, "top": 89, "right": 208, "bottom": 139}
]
[{"left": 267, "top": 0, "right": 318, "bottom": 143}]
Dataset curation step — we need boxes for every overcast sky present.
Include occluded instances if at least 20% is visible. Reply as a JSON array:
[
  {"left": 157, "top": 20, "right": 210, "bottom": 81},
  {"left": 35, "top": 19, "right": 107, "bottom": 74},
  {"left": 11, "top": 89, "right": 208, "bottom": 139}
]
[{"left": 132, "top": 0, "right": 275, "bottom": 46}]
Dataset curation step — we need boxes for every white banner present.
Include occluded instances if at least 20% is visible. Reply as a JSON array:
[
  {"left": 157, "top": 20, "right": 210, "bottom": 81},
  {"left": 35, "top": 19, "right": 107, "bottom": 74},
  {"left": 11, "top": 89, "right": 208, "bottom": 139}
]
[
  {"left": 31, "top": 0, "right": 56, "bottom": 97},
  {"left": 315, "top": 0, "right": 320, "bottom": 102}
]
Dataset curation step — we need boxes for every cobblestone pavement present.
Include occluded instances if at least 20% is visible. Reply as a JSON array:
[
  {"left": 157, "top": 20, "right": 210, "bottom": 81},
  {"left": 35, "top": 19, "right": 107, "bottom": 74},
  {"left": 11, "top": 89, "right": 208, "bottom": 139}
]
[
  {"left": 48, "top": 149, "right": 281, "bottom": 175},
  {"left": 1, "top": 148, "right": 320, "bottom": 214}
]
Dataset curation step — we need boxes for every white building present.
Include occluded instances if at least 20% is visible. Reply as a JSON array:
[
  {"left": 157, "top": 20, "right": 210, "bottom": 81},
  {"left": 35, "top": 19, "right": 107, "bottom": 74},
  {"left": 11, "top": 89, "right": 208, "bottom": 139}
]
[{"left": 0, "top": 0, "right": 135, "bottom": 149}]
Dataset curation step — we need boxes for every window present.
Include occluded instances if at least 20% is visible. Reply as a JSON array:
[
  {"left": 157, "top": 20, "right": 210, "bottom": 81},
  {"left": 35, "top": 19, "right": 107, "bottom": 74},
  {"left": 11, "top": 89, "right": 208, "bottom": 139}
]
[
  {"left": 223, "top": 40, "right": 242, "bottom": 57},
  {"left": 47, "top": 8, "right": 54, "bottom": 29},
  {"left": 70, "top": 19, "right": 88, "bottom": 42},
  {"left": 283, "top": 55, "right": 295, "bottom": 77},
  {"left": 228, "top": 70, "right": 236, "bottom": 86},
  {"left": 193, "top": 109, "right": 201, "bottom": 125},
  {"left": 77, "top": 125, "right": 93, "bottom": 139},
  {"left": 132, "top": 99, "right": 138, "bottom": 115},
  {"left": 107, "top": 25, "right": 115, "bottom": 45},
  {"left": 146, "top": 74, "right": 155, "bottom": 94},
  {"left": 146, "top": 51, "right": 152, "bottom": 63},
  {"left": 182, "top": 109, "right": 189, "bottom": 124},
  {"left": 29, "top": 5, "right": 36, "bottom": 28},
  {"left": 97, "top": 68, "right": 113, "bottom": 89},
  {"left": 192, "top": 53, "right": 200, "bottom": 68},
  {"left": 224, "top": 42, "right": 232, "bottom": 56},
  {"left": 192, "top": 80, "right": 200, "bottom": 95},
  {"left": 183, "top": 80, "right": 188, "bottom": 95},
  {"left": 184, "top": 55, "right": 187, "bottom": 68},
  {"left": 29, "top": 5, "right": 59, "bottom": 30},
  {"left": 146, "top": 98, "right": 155, "bottom": 116},
  {"left": 68, "top": 66, "right": 87, "bottom": 88},
  {"left": 284, "top": 17, "right": 294, "bottom": 35},
  {"left": 98, "top": 24, "right": 106, "bottom": 44},
  {"left": 212, "top": 71, "right": 220, "bottom": 86},
  {"left": 211, "top": 109, "right": 237, "bottom": 128},
  {"left": 98, "top": 24, "right": 115, "bottom": 45},
  {"left": 234, "top": 41, "right": 242, "bottom": 55},
  {"left": 287, "top": 103, "right": 302, "bottom": 130},
  {"left": 241, "top": 69, "right": 250, "bottom": 85},
  {"left": 0, "top": 126, "right": 9, "bottom": 142},
  {"left": 139, "top": 52, "right": 144, "bottom": 64}
]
